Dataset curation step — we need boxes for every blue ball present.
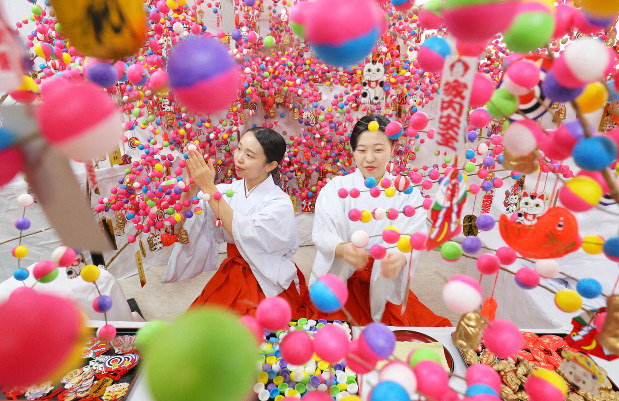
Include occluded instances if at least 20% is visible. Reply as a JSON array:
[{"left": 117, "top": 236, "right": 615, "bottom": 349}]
[
  {"left": 576, "top": 278, "right": 603, "bottom": 299},
  {"left": 422, "top": 36, "right": 452, "bottom": 58},
  {"left": 14, "top": 268, "right": 29, "bottom": 281},
  {"left": 403, "top": 186, "right": 414, "bottom": 195},
  {"left": 311, "top": 27, "right": 379, "bottom": 68},
  {"left": 603, "top": 237, "right": 619, "bottom": 259},
  {"left": 365, "top": 176, "right": 377, "bottom": 188},
  {"left": 309, "top": 280, "right": 341, "bottom": 313},
  {"left": 572, "top": 137, "right": 617, "bottom": 171},
  {"left": 466, "top": 384, "right": 498, "bottom": 397},
  {"left": 370, "top": 381, "right": 409, "bottom": 401},
  {"left": 466, "top": 149, "right": 475, "bottom": 159},
  {"left": 15, "top": 218, "right": 31, "bottom": 231}
]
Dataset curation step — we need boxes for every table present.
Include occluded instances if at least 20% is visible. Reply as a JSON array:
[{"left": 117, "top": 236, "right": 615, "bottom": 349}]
[{"left": 91, "top": 322, "right": 618, "bottom": 401}]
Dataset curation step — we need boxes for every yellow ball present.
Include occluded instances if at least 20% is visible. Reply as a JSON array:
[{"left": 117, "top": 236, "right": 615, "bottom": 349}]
[
  {"left": 565, "top": 176, "right": 603, "bottom": 207},
  {"left": 385, "top": 187, "right": 396, "bottom": 197},
  {"left": 360, "top": 210, "right": 372, "bottom": 223},
  {"left": 531, "top": 369, "right": 568, "bottom": 395},
  {"left": 397, "top": 235, "right": 412, "bottom": 253},
  {"left": 337, "top": 383, "right": 348, "bottom": 391},
  {"left": 368, "top": 121, "right": 379, "bottom": 132},
  {"left": 257, "top": 371, "right": 269, "bottom": 384},
  {"left": 341, "top": 397, "right": 363, "bottom": 401},
  {"left": 580, "top": 0, "right": 619, "bottom": 17},
  {"left": 555, "top": 289, "right": 582, "bottom": 313},
  {"left": 266, "top": 355, "right": 276, "bottom": 365},
  {"left": 174, "top": 213, "right": 182, "bottom": 222},
  {"left": 317, "top": 361, "right": 329, "bottom": 370},
  {"left": 575, "top": 82, "right": 608, "bottom": 114},
  {"left": 12, "top": 245, "right": 28, "bottom": 259},
  {"left": 582, "top": 234, "right": 605, "bottom": 254},
  {"left": 18, "top": 75, "right": 39, "bottom": 93},
  {"left": 81, "top": 264, "right": 100, "bottom": 282}
]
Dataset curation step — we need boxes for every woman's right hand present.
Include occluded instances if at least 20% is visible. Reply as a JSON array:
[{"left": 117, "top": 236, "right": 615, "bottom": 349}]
[{"left": 341, "top": 242, "right": 369, "bottom": 270}]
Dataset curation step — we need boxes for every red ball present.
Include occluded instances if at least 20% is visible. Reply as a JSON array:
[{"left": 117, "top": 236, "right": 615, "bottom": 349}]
[
  {"left": 256, "top": 296, "right": 291, "bottom": 332},
  {"left": 280, "top": 330, "right": 314, "bottom": 365}
]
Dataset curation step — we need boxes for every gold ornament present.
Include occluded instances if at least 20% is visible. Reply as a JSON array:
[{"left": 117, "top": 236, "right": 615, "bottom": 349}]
[
  {"left": 502, "top": 149, "right": 539, "bottom": 174},
  {"left": 453, "top": 312, "right": 486, "bottom": 350},
  {"left": 553, "top": 104, "right": 567, "bottom": 126},
  {"left": 293, "top": 107, "right": 300, "bottom": 120},
  {"left": 113, "top": 213, "right": 125, "bottom": 236},
  {"left": 178, "top": 227, "right": 189, "bottom": 244},
  {"left": 597, "top": 295, "right": 619, "bottom": 354}
]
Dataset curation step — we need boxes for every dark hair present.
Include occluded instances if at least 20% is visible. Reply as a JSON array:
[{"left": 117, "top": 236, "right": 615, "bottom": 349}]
[
  {"left": 246, "top": 127, "right": 286, "bottom": 187},
  {"left": 350, "top": 114, "right": 391, "bottom": 151}
]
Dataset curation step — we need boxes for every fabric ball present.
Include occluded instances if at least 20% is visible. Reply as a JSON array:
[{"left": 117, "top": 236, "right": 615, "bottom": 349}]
[
  {"left": 408, "top": 347, "right": 441, "bottom": 368},
  {"left": 525, "top": 369, "right": 567, "bottom": 401},
  {"left": 535, "top": 259, "right": 560, "bottom": 278},
  {"left": 413, "top": 360, "right": 449, "bottom": 400},
  {"left": 582, "top": 234, "right": 605, "bottom": 254},
  {"left": 443, "top": 275, "right": 482, "bottom": 314},
  {"left": 370, "top": 244, "right": 387, "bottom": 260},
  {"left": 310, "top": 274, "right": 348, "bottom": 314},
  {"left": 482, "top": 319, "right": 522, "bottom": 359},
  {"left": 502, "top": 3, "right": 555, "bottom": 54},
  {"left": 502, "top": 59, "right": 540, "bottom": 95},
  {"left": 80, "top": 264, "right": 100, "bottom": 282},
  {"left": 541, "top": 70, "right": 585, "bottom": 103},
  {"left": 603, "top": 236, "right": 619, "bottom": 261},
  {"left": 378, "top": 361, "right": 416, "bottom": 396},
  {"left": 351, "top": 230, "right": 370, "bottom": 248},
  {"left": 0, "top": 148, "right": 25, "bottom": 187},
  {"left": 515, "top": 267, "right": 540, "bottom": 289},
  {"left": 17, "top": 194, "right": 34, "bottom": 207},
  {"left": 563, "top": 37, "right": 610, "bottom": 83},
  {"left": 256, "top": 296, "right": 291, "bottom": 332},
  {"left": 470, "top": 73, "right": 495, "bottom": 108},
  {"left": 462, "top": 236, "right": 482, "bottom": 254},
  {"left": 576, "top": 278, "right": 602, "bottom": 299},
  {"left": 466, "top": 363, "right": 502, "bottom": 393},
  {"left": 280, "top": 330, "right": 314, "bottom": 365},
  {"left": 442, "top": 0, "right": 519, "bottom": 42},
  {"left": 418, "top": 36, "right": 451, "bottom": 73},
  {"left": 361, "top": 322, "right": 396, "bottom": 359},
  {"left": 555, "top": 289, "right": 582, "bottom": 313},
  {"left": 33, "top": 260, "right": 58, "bottom": 283},
  {"left": 14, "top": 217, "right": 30, "bottom": 231},
  {"left": 502, "top": 120, "right": 543, "bottom": 155},
  {"left": 486, "top": 89, "right": 518, "bottom": 119},
  {"left": 440, "top": 241, "right": 462, "bottom": 261},
  {"left": 93, "top": 295, "right": 113, "bottom": 313},
  {"left": 410, "top": 232, "right": 428, "bottom": 250},
  {"left": 369, "top": 381, "right": 409, "bottom": 401},
  {"left": 475, "top": 213, "right": 495, "bottom": 231},
  {"left": 575, "top": 82, "right": 609, "bottom": 113},
  {"left": 51, "top": 246, "right": 77, "bottom": 267},
  {"left": 314, "top": 324, "right": 349, "bottom": 364},
  {"left": 559, "top": 176, "right": 602, "bottom": 212},
  {"left": 470, "top": 108, "right": 491, "bottom": 129},
  {"left": 410, "top": 112, "right": 429, "bottom": 131},
  {"left": 496, "top": 246, "right": 517, "bottom": 265},
  {"left": 477, "top": 253, "right": 500, "bottom": 275},
  {"left": 572, "top": 136, "right": 617, "bottom": 171}
]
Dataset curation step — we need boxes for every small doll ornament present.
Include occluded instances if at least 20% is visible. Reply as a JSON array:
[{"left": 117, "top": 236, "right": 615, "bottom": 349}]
[{"left": 453, "top": 311, "right": 486, "bottom": 351}]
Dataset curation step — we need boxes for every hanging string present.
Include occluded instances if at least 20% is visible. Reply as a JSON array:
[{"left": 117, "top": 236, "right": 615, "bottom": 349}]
[{"left": 490, "top": 272, "right": 499, "bottom": 299}]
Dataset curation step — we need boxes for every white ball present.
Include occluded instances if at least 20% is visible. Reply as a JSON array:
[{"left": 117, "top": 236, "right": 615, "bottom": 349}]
[
  {"left": 202, "top": 193, "right": 211, "bottom": 202},
  {"left": 347, "top": 383, "right": 359, "bottom": 394},
  {"left": 477, "top": 143, "right": 489, "bottom": 155},
  {"left": 178, "top": 181, "right": 186, "bottom": 189},
  {"left": 378, "top": 361, "right": 417, "bottom": 396},
  {"left": 564, "top": 38, "right": 609, "bottom": 83},
  {"left": 373, "top": 207, "right": 386, "bottom": 220},
  {"left": 351, "top": 230, "right": 369, "bottom": 248},
  {"left": 187, "top": 144, "right": 197, "bottom": 152},
  {"left": 535, "top": 259, "right": 560, "bottom": 278},
  {"left": 442, "top": 280, "right": 482, "bottom": 314},
  {"left": 501, "top": 75, "right": 529, "bottom": 96},
  {"left": 172, "top": 22, "right": 184, "bottom": 34},
  {"left": 502, "top": 123, "right": 537, "bottom": 155},
  {"left": 17, "top": 194, "right": 34, "bottom": 207}
]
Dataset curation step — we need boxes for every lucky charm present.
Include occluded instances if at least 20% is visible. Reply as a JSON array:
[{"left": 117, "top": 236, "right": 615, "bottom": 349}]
[{"left": 426, "top": 167, "right": 467, "bottom": 250}]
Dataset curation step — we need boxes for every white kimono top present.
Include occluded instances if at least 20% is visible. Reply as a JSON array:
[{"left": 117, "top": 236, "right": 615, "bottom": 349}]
[
  {"left": 311, "top": 169, "right": 428, "bottom": 321},
  {"left": 163, "top": 175, "right": 299, "bottom": 298}
]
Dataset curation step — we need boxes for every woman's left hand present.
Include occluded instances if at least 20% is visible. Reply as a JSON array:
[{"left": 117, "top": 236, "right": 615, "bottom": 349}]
[
  {"left": 380, "top": 252, "right": 407, "bottom": 279},
  {"left": 186, "top": 149, "right": 217, "bottom": 194}
]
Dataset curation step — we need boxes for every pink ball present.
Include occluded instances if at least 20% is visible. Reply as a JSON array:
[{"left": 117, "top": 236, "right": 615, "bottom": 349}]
[
  {"left": 594, "top": 312, "right": 606, "bottom": 330},
  {"left": 387, "top": 208, "right": 399, "bottom": 220},
  {"left": 301, "top": 392, "right": 333, "bottom": 401},
  {"left": 380, "top": 177, "right": 392, "bottom": 189},
  {"left": 423, "top": 198, "right": 433, "bottom": 209},
  {"left": 525, "top": 375, "right": 566, "bottom": 401},
  {"left": 553, "top": 4, "right": 576, "bottom": 39},
  {"left": 410, "top": 232, "right": 427, "bottom": 250},
  {"left": 51, "top": 246, "right": 77, "bottom": 267},
  {"left": 239, "top": 315, "right": 263, "bottom": 344},
  {"left": 33, "top": 260, "right": 58, "bottom": 281},
  {"left": 503, "top": 60, "right": 540, "bottom": 95},
  {"left": 469, "top": 109, "right": 491, "bottom": 129},
  {"left": 256, "top": 296, "right": 291, "bottom": 332},
  {"left": 370, "top": 244, "right": 387, "bottom": 260},
  {"left": 338, "top": 188, "right": 349, "bottom": 198},
  {"left": 496, "top": 246, "right": 517, "bottom": 265},
  {"left": 280, "top": 330, "right": 314, "bottom": 365},
  {"left": 515, "top": 267, "right": 540, "bottom": 289},
  {"left": 552, "top": 56, "right": 587, "bottom": 89},
  {"left": 36, "top": 79, "right": 122, "bottom": 160},
  {"left": 403, "top": 205, "right": 416, "bottom": 217},
  {"left": 348, "top": 208, "right": 362, "bottom": 221},
  {"left": 493, "top": 178, "right": 503, "bottom": 189},
  {"left": 317, "top": 273, "right": 349, "bottom": 307},
  {"left": 469, "top": 184, "right": 480, "bottom": 194},
  {"left": 466, "top": 363, "right": 502, "bottom": 393},
  {"left": 482, "top": 319, "right": 523, "bottom": 359},
  {"left": 470, "top": 73, "right": 495, "bottom": 108},
  {"left": 149, "top": 70, "right": 169, "bottom": 90},
  {"left": 386, "top": 121, "right": 403, "bottom": 138},
  {"left": 382, "top": 228, "right": 400, "bottom": 244},
  {"left": 126, "top": 64, "right": 147, "bottom": 85},
  {"left": 370, "top": 187, "right": 381, "bottom": 197},
  {"left": 476, "top": 253, "right": 500, "bottom": 275},
  {"left": 410, "top": 172, "right": 423, "bottom": 184},
  {"left": 0, "top": 148, "right": 25, "bottom": 187},
  {"left": 313, "top": 324, "right": 349, "bottom": 364},
  {"left": 456, "top": 39, "right": 488, "bottom": 57},
  {"left": 410, "top": 112, "right": 429, "bottom": 130},
  {"left": 443, "top": 1, "right": 519, "bottom": 42},
  {"left": 413, "top": 360, "right": 449, "bottom": 400},
  {"left": 0, "top": 290, "right": 84, "bottom": 387},
  {"left": 347, "top": 338, "right": 379, "bottom": 373},
  {"left": 97, "top": 324, "right": 117, "bottom": 342},
  {"left": 247, "top": 31, "right": 258, "bottom": 43},
  {"left": 429, "top": 169, "right": 440, "bottom": 180},
  {"left": 422, "top": 180, "right": 433, "bottom": 190},
  {"left": 349, "top": 188, "right": 361, "bottom": 198},
  {"left": 418, "top": 6, "right": 442, "bottom": 29},
  {"left": 417, "top": 45, "right": 447, "bottom": 73}
]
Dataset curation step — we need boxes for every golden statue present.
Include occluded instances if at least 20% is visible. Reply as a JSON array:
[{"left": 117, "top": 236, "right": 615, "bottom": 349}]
[
  {"left": 453, "top": 311, "right": 486, "bottom": 350},
  {"left": 502, "top": 149, "right": 539, "bottom": 174},
  {"left": 178, "top": 227, "right": 189, "bottom": 244},
  {"left": 553, "top": 104, "right": 567, "bottom": 126}
]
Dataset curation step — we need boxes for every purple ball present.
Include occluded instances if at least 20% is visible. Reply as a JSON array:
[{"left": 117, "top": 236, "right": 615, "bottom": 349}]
[
  {"left": 244, "top": 0, "right": 256, "bottom": 5},
  {"left": 483, "top": 156, "right": 495, "bottom": 168},
  {"left": 462, "top": 236, "right": 482, "bottom": 254},
  {"left": 93, "top": 295, "right": 113, "bottom": 313},
  {"left": 231, "top": 29, "right": 243, "bottom": 42},
  {"left": 482, "top": 181, "right": 494, "bottom": 192},
  {"left": 15, "top": 217, "right": 31, "bottom": 231},
  {"left": 362, "top": 322, "right": 395, "bottom": 358},
  {"left": 86, "top": 62, "right": 118, "bottom": 88},
  {"left": 476, "top": 213, "right": 495, "bottom": 231},
  {"left": 542, "top": 70, "right": 585, "bottom": 103},
  {"left": 468, "top": 131, "right": 478, "bottom": 142}
]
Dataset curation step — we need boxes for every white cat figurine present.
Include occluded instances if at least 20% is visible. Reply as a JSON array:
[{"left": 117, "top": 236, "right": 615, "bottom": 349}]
[
  {"left": 360, "top": 57, "right": 385, "bottom": 105},
  {"left": 516, "top": 191, "right": 546, "bottom": 225}
]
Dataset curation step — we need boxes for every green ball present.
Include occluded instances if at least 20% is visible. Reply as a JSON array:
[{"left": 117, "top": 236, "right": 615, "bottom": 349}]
[
  {"left": 290, "top": 22, "right": 304, "bottom": 39},
  {"left": 503, "top": 12, "right": 555, "bottom": 54},
  {"left": 136, "top": 320, "right": 170, "bottom": 353},
  {"left": 464, "top": 162, "right": 476, "bottom": 172},
  {"left": 408, "top": 348, "right": 441, "bottom": 368},
  {"left": 38, "top": 268, "right": 59, "bottom": 283},
  {"left": 486, "top": 88, "right": 519, "bottom": 119},
  {"left": 166, "top": 207, "right": 174, "bottom": 215},
  {"left": 145, "top": 309, "right": 257, "bottom": 401},
  {"left": 225, "top": 189, "right": 234, "bottom": 197},
  {"left": 264, "top": 35, "right": 276, "bottom": 48},
  {"left": 440, "top": 241, "right": 463, "bottom": 261},
  {"left": 32, "top": 5, "right": 42, "bottom": 15},
  {"left": 55, "top": 23, "right": 62, "bottom": 33},
  {"left": 444, "top": 156, "right": 451, "bottom": 163}
]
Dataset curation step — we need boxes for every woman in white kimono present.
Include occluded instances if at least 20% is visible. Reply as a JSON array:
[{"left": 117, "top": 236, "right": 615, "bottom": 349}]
[
  {"left": 311, "top": 115, "right": 451, "bottom": 326},
  {"left": 163, "top": 127, "right": 312, "bottom": 317}
]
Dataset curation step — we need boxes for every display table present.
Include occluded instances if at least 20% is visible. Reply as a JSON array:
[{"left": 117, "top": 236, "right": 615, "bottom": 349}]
[{"left": 90, "top": 322, "right": 618, "bottom": 401}]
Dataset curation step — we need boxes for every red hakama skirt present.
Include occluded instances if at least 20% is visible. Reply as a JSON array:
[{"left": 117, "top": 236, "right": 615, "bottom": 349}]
[
  {"left": 311, "top": 257, "right": 452, "bottom": 327},
  {"left": 190, "top": 244, "right": 313, "bottom": 319}
]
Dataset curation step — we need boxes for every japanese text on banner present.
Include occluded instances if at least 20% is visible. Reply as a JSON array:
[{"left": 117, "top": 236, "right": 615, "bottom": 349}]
[{"left": 435, "top": 56, "right": 477, "bottom": 154}]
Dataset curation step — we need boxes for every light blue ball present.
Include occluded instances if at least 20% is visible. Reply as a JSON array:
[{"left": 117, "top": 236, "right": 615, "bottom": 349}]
[
  {"left": 365, "top": 176, "right": 377, "bottom": 188},
  {"left": 576, "top": 278, "right": 603, "bottom": 299},
  {"left": 572, "top": 136, "right": 617, "bottom": 171},
  {"left": 370, "top": 381, "right": 409, "bottom": 401}
]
